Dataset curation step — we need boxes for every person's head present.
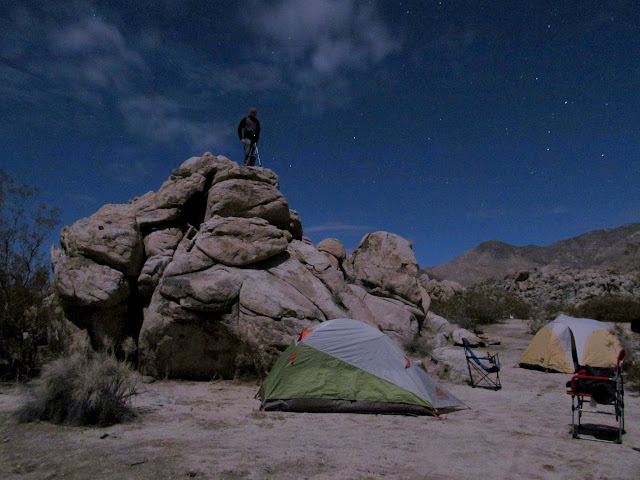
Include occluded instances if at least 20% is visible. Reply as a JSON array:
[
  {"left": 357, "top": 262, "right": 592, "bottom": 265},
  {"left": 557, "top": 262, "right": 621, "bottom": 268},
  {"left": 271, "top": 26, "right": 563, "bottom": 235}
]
[{"left": 249, "top": 107, "right": 258, "bottom": 116}]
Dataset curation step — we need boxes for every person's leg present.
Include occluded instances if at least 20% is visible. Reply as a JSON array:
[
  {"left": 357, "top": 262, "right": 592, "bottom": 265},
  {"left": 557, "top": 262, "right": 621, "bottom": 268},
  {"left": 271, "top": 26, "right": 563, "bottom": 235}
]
[
  {"left": 243, "top": 141, "right": 251, "bottom": 166},
  {"left": 248, "top": 143, "right": 256, "bottom": 166}
]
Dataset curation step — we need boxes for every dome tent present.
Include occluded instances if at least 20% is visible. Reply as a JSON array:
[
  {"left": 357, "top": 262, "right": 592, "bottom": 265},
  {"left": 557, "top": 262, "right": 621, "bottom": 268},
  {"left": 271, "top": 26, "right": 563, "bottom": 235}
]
[
  {"left": 518, "top": 314, "right": 622, "bottom": 373},
  {"left": 258, "top": 318, "right": 465, "bottom": 415}
]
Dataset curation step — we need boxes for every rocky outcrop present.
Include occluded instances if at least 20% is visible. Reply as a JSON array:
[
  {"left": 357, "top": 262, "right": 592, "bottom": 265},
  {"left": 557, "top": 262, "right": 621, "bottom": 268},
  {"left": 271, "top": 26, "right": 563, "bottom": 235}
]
[
  {"left": 51, "top": 153, "right": 443, "bottom": 380},
  {"left": 59, "top": 205, "right": 144, "bottom": 277},
  {"left": 345, "top": 232, "right": 430, "bottom": 318},
  {"left": 317, "top": 238, "right": 346, "bottom": 271},
  {"left": 419, "top": 273, "right": 464, "bottom": 301},
  {"left": 490, "top": 266, "right": 640, "bottom": 306}
]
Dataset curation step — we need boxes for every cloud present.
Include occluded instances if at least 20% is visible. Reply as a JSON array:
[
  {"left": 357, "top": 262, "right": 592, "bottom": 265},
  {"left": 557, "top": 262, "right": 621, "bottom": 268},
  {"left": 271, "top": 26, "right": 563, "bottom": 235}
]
[
  {"left": 251, "top": 0, "right": 398, "bottom": 69},
  {"left": 256, "top": 0, "right": 400, "bottom": 72},
  {"left": 45, "top": 17, "right": 147, "bottom": 96},
  {"left": 1, "top": 7, "right": 148, "bottom": 109},
  {"left": 241, "top": 0, "right": 401, "bottom": 109},
  {"left": 2, "top": 4, "right": 237, "bottom": 153},
  {"left": 51, "top": 18, "right": 126, "bottom": 55},
  {"left": 2, "top": 2, "right": 400, "bottom": 146},
  {"left": 118, "top": 95, "right": 232, "bottom": 150},
  {"left": 201, "top": 62, "right": 285, "bottom": 94}
]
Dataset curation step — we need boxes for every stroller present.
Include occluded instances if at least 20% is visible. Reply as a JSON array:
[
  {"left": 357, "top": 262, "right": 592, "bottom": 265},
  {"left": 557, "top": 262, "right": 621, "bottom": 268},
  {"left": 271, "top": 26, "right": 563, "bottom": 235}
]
[{"left": 566, "top": 349, "right": 625, "bottom": 443}]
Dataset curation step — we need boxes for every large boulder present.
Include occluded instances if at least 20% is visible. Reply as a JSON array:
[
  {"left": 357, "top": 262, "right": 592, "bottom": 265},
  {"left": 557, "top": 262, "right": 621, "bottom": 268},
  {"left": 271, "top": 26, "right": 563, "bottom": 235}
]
[
  {"left": 238, "top": 270, "right": 325, "bottom": 322},
  {"left": 288, "top": 209, "right": 303, "bottom": 240},
  {"left": 60, "top": 205, "right": 143, "bottom": 276},
  {"left": 423, "top": 311, "right": 455, "bottom": 334},
  {"left": 194, "top": 216, "right": 291, "bottom": 266},
  {"left": 347, "top": 232, "right": 424, "bottom": 308},
  {"left": 205, "top": 178, "right": 290, "bottom": 230},
  {"left": 130, "top": 153, "right": 234, "bottom": 229},
  {"left": 51, "top": 246, "right": 134, "bottom": 349},
  {"left": 287, "top": 240, "right": 377, "bottom": 326},
  {"left": 153, "top": 172, "right": 207, "bottom": 209},
  {"left": 317, "top": 238, "right": 347, "bottom": 261},
  {"left": 51, "top": 247, "right": 129, "bottom": 308},
  {"left": 160, "top": 264, "right": 245, "bottom": 313},
  {"left": 137, "top": 255, "right": 173, "bottom": 298},
  {"left": 137, "top": 239, "right": 374, "bottom": 379},
  {"left": 266, "top": 250, "right": 348, "bottom": 320},
  {"left": 138, "top": 290, "right": 240, "bottom": 380},
  {"left": 317, "top": 238, "right": 347, "bottom": 272},
  {"left": 348, "top": 284, "right": 418, "bottom": 344},
  {"left": 427, "top": 347, "right": 469, "bottom": 384},
  {"left": 212, "top": 164, "right": 280, "bottom": 188},
  {"left": 144, "top": 228, "right": 183, "bottom": 257}
]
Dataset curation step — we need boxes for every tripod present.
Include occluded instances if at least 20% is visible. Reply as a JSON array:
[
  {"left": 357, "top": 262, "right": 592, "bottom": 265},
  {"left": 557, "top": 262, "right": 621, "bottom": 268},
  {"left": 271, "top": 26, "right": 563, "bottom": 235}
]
[{"left": 248, "top": 143, "right": 262, "bottom": 167}]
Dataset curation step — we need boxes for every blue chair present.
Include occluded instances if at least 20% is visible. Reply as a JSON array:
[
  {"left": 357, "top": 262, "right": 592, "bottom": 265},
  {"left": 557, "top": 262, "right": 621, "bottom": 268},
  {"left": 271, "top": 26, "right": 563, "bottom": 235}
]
[{"left": 462, "top": 338, "right": 501, "bottom": 390}]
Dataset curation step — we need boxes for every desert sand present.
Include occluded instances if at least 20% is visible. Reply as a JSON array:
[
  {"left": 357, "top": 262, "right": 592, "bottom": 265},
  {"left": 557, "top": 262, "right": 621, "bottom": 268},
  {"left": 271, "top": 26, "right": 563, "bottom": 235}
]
[{"left": 1, "top": 320, "right": 639, "bottom": 480}]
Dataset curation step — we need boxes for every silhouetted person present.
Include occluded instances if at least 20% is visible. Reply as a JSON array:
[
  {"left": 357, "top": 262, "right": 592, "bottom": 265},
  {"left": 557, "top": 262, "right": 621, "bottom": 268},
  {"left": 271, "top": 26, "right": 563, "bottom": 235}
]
[{"left": 238, "top": 107, "right": 260, "bottom": 166}]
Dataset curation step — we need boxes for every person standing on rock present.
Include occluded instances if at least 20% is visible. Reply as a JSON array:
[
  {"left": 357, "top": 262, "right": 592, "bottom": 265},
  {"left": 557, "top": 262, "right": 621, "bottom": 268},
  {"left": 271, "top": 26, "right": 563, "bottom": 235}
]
[{"left": 238, "top": 107, "right": 260, "bottom": 166}]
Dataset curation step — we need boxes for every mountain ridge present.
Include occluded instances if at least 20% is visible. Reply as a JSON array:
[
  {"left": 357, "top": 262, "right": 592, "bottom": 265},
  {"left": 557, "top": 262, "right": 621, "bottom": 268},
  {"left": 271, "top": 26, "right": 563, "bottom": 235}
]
[{"left": 424, "top": 223, "right": 640, "bottom": 286}]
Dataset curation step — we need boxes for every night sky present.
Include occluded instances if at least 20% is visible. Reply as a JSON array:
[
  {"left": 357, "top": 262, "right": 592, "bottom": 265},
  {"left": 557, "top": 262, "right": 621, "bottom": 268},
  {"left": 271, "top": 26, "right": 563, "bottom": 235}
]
[{"left": 2, "top": 0, "right": 639, "bottom": 267}]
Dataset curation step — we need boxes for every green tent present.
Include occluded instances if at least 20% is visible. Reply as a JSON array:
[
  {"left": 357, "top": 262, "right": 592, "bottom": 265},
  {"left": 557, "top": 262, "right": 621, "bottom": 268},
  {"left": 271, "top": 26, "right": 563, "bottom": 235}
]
[{"left": 258, "top": 318, "right": 465, "bottom": 415}]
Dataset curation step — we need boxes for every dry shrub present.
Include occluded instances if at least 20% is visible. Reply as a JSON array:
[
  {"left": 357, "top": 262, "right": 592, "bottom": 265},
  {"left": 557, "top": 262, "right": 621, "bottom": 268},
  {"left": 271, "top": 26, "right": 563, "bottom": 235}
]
[
  {"left": 431, "top": 284, "right": 532, "bottom": 330},
  {"left": 403, "top": 334, "right": 434, "bottom": 358},
  {"left": 18, "top": 350, "right": 138, "bottom": 426},
  {"left": 571, "top": 294, "right": 640, "bottom": 323}
]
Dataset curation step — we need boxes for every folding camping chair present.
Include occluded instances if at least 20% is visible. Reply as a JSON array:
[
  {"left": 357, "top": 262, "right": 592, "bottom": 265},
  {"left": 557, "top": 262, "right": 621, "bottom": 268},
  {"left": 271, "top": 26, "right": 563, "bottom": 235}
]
[
  {"left": 567, "top": 349, "right": 625, "bottom": 443},
  {"left": 462, "top": 338, "right": 501, "bottom": 390}
]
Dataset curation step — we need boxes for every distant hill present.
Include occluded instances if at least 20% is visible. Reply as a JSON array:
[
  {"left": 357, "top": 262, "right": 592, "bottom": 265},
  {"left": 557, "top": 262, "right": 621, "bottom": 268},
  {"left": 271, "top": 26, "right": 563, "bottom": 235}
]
[{"left": 424, "top": 223, "right": 640, "bottom": 286}]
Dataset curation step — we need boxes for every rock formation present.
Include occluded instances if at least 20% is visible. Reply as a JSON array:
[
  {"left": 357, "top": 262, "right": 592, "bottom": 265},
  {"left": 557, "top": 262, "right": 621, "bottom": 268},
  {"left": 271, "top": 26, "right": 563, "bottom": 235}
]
[
  {"left": 490, "top": 266, "right": 640, "bottom": 306},
  {"left": 51, "top": 153, "right": 449, "bottom": 379}
]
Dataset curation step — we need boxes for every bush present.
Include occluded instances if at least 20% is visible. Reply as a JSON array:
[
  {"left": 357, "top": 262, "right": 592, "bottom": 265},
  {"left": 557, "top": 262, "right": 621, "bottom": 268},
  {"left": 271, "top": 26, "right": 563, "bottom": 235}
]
[
  {"left": 18, "top": 351, "right": 138, "bottom": 426},
  {"left": 524, "top": 303, "right": 570, "bottom": 334},
  {"left": 431, "top": 284, "right": 532, "bottom": 330},
  {"left": 403, "top": 334, "right": 434, "bottom": 358},
  {"left": 570, "top": 294, "right": 640, "bottom": 323}
]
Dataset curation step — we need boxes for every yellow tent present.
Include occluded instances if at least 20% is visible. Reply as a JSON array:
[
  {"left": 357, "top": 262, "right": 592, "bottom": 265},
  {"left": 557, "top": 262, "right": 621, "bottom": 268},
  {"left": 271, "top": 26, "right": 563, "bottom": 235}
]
[{"left": 519, "top": 314, "right": 621, "bottom": 373}]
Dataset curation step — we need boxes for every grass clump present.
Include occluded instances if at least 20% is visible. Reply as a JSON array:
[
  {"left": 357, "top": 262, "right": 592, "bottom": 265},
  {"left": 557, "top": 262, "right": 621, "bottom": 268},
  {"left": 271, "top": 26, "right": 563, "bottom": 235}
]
[{"left": 18, "top": 350, "right": 138, "bottom": 427}]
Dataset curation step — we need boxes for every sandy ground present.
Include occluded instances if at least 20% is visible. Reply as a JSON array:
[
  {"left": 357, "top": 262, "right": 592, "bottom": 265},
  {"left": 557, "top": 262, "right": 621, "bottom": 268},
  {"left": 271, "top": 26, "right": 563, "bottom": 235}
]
[{"left": 1, "top": 320, "right": 639, "bottom": 480}]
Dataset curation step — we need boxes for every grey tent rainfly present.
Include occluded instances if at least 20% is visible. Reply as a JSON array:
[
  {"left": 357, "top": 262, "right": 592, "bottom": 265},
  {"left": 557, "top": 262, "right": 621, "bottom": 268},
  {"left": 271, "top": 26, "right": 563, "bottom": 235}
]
[{"left": 259, "top": 318, "right": 466, "bottom": 416}]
